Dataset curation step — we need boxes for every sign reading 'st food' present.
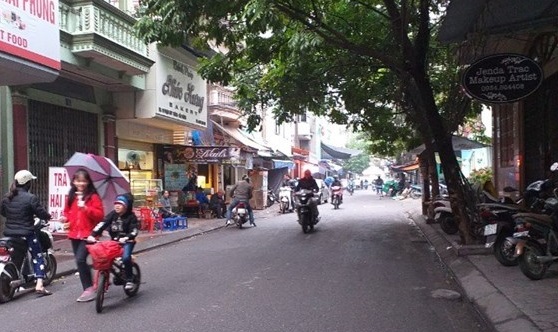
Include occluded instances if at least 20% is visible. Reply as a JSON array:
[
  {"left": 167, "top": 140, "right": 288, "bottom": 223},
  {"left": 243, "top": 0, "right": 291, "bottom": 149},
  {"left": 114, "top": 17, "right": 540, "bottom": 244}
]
[{"left": 462, "top": 54, "right": 543, "bottom": 103}]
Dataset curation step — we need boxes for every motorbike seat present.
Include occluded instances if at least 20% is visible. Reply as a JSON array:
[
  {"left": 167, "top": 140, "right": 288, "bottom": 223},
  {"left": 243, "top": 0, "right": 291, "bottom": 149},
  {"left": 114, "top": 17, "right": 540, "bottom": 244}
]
[{"left": 514, "top": 212, "right": 554, "bottom": 226}]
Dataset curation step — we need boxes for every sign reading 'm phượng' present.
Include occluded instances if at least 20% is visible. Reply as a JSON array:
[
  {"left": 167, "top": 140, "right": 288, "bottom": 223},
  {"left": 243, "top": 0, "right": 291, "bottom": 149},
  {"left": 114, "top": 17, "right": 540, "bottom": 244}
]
[{"left": 462, "top": 54, "right": 543, "bottom": 103}]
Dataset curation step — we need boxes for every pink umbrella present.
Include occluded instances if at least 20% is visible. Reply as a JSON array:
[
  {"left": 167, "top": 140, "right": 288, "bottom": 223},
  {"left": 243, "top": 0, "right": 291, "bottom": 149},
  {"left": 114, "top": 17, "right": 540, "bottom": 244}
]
[{"left": 64, "top": 152, "right": 131, "bottom": 213}]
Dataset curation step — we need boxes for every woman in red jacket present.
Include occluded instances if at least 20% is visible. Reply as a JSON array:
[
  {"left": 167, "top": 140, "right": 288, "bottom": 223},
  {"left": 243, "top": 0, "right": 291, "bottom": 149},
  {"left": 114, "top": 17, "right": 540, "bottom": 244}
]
[{"left": 59, "top": 168, "right": 105, "bottom": 302}]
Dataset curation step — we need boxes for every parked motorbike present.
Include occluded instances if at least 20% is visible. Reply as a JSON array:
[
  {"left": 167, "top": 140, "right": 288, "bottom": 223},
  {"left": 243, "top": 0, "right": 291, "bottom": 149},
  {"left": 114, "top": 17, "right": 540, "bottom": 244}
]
[
  {"left": 433, "top": 198, "right": 457, "bottom": 235},
  {"left": 294, "top": 189, "right": 318, "bottom": 233},
  {"left": 0, "top": 219, "right": 57, "bottom": 303},
  {"left": 409, "top": 184, "right": 422, "bottom": 199},
  {"left": 278, "top": 186, "right": 293, "bottom": 214},
  {"left": 512, "top": 196, "right": 558, "bottom": 280},
  {"left": 480, "top": 202, "right": 522, "bottom": 266},
  {"left": 331, "top": 185, "right": 343, "bottom": 210},
  {"left": 267, "top": 189, "right": 278, "bottom": 207},
  {"left": 232, "top": 202, "right": 249, "bottom": 228}
]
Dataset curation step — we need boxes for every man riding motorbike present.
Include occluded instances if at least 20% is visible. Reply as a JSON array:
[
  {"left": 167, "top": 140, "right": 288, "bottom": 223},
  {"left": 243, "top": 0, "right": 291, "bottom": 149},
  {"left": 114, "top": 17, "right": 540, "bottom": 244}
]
[
  {"left": 330, "top": 175, "right": 343, "bottom": 203},
  {"left": 295, "top": 170, "right": 320, "bottom": 223}
]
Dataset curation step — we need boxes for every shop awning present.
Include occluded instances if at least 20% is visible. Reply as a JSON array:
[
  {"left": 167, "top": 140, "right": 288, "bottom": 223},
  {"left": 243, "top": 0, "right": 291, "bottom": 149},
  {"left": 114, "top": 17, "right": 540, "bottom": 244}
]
[
  {"left": 321, "top": 143, "right": 361, "bottom": 160},
  {"left": 211, "top": 120, "right": 272, "bottom": 153},
  {"left": 408, "top": 135, "right": 489, "bottom": 155},
  {"left": 273, "top": 159, "right": 295, "bottom": 170},
  {"left": 391, "top": 161, "right": 419, "bottom": 173}
]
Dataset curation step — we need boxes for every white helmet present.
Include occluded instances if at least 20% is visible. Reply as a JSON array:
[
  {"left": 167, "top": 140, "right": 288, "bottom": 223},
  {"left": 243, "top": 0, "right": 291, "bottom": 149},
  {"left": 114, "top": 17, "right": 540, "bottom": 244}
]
[{"left": 14, "top": 170, "right": 37, "bottom": 185}]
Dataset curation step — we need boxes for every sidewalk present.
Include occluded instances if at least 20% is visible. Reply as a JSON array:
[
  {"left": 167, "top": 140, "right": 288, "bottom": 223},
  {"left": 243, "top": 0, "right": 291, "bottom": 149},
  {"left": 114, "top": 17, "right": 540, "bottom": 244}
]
[
  {"left": 405, "top": 202, "right": 555, "bottom": 332},
  {"left": 52, "top": 205, "right": 280, "bottom": 279}
]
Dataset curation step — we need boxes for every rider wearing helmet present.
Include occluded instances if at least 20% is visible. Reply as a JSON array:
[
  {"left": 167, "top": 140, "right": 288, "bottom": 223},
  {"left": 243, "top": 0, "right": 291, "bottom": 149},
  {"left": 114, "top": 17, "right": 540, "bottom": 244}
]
[
  {"left": 331, "top": 175, "right": 343, "bottom": 203},
  {"left": 295, "top": 170, "right": 320, "bottom": 222}
]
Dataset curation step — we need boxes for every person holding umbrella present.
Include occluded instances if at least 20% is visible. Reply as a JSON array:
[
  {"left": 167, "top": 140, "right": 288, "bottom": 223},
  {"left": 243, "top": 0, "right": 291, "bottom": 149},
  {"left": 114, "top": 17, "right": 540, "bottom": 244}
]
[{"left": 59, "top": 168, "right": 105, "bottom": 302}]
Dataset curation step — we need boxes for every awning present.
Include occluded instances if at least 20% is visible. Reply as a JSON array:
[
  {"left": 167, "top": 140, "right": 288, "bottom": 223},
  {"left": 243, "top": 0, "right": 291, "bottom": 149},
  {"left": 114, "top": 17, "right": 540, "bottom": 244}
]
[
  {"left": 439, "top": 0, "right": 558, "bottom": 43},
  {"left": 408, "top": 135, "right": 489, "bottom": 155},
  {"left": 211, "top": 120, "right": 272, "bottom": 153},
  {"left": 391, "top": 161, "right": 419, "bottom": 173},
  {"left": 321, "top": 143, "right": 361, "bottom": 160},
  {"left": 272, "top": 159, "right": 295, "bottom": 170}
]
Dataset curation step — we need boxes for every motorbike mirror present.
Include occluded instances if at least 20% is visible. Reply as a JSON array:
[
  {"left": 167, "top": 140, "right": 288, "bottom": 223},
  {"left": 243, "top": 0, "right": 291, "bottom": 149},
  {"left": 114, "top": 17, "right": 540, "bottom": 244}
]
[{"left": 551, "top": 162, "right": 558, "bottom": 172}]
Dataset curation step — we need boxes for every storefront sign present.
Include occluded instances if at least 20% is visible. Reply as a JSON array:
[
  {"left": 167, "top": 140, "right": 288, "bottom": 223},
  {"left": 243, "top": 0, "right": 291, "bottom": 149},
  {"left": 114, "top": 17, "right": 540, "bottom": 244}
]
[
  {"left": 48, "top": 167, "right": 71, "bottom": 233},
  {"left": 163, "top": 146, "right": 241, "bottom": 163},
  {"left": 156, "top": 53, "right": 208, "bottom": 128},
  {"left": 0, "top": 0, "right": 60, "bottom": 70},
  {"left": 462, "top": 54, "right": 543, "bottom": 103}
]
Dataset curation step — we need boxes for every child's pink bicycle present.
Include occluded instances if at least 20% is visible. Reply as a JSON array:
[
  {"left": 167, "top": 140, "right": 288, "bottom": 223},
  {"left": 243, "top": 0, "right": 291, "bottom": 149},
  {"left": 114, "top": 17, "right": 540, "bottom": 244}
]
[{"left": 86, "top": 240, "right": 141, "bottom": 313}]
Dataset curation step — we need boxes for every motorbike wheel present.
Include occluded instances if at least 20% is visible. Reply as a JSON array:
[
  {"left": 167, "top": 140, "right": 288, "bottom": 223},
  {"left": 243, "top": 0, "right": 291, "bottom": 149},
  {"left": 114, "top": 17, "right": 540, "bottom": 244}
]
[
  {"left": 96, "top": 271, "right": 108, "bottom": 313},
  {"left": 301, "top": 215, "right": 310, "bottom": 233},
  {"left": 410, "top": 190, "right": 421, "bottom": 199},
  {"left": 439, "top": 214, "right": 458, "bottom": 235},
  {"left": 518, "top": 240, "right": 548, "bottom": 280},
  {"left": 0, "top": 265, "right": 16, "bottom": 303},
  {"left": 493, "top": 234, "right": 518, "bottom": 266},
  {"left": 280, "top": 202, "right": 288, "bottom": 214},
  {"left": 124, "top": 262, "right": 141, "bottom": 297},
  {"left": 333, "top": 197, "right": 339, "bottom": 210},
  {"left": 43, "top": 254, "right": 57, "bottom": 286}
]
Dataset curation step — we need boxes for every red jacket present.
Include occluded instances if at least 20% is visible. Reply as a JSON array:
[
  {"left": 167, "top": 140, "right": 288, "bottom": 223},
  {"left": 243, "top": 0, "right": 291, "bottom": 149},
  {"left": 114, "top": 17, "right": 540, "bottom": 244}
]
[{"left": 64, "top": 193, "right": 105, "bottom": 240}]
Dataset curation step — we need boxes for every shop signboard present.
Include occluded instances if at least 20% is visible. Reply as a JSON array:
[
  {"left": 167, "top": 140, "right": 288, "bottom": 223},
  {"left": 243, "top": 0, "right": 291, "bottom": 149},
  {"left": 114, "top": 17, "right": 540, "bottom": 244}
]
[
  {"left": 155, "top": 53, "right": 208, "bottom": 128},
  {"left": 48, "top": 167, "right": 71, "bottom": 233},
  {"left": 0, "top": 0, "right": 61, "bottom": 70},
  {"left": 163, "top": 145, "right": 241, "bottom": 164},
  {"left": 462, "top": 53, "right": 543, "bottom": 103}
]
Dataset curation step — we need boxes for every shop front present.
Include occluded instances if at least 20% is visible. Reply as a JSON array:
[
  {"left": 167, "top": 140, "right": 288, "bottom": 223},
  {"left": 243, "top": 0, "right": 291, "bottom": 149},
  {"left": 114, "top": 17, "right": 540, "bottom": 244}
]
[{"left": 114, "top": 44, "right": 208, "bottom": 207}]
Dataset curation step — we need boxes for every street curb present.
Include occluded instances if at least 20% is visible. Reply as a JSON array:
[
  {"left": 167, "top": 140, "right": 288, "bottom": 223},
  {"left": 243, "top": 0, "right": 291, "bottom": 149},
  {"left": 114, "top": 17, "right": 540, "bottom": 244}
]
[
  {"left": 407, "top": 211, "right": 540, "bottom": 332},
  {"left": 52, "top": 224, "right": 226, "bottom": 280}
]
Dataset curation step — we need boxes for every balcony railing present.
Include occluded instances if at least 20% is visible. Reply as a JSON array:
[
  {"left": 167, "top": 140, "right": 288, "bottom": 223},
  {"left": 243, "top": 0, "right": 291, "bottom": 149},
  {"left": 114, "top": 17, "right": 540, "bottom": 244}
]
[
  {"left": 59, "top": 0, "right": 151, "bottom": 74},
  {"left": 209, "top": 86, "right": 238, "bottom": 109}
]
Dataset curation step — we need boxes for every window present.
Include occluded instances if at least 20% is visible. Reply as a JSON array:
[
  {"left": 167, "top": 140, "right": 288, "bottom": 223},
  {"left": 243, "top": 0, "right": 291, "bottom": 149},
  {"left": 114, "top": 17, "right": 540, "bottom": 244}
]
[{"left": 498, "top": 106, "right": 514, "bottom": 167}]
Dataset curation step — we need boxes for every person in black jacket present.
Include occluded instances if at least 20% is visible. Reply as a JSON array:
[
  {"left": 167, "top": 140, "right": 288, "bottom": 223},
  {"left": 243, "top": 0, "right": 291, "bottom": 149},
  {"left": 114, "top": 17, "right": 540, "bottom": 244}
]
[
  {"left": 295, "top": 170, "right": 320, "bottom": 222},
  {"left": 1, "top": 170, "right": 52, "bottom": 296},
  {"left": 88, "top": 193, "right": 139, "bottom": 290}
]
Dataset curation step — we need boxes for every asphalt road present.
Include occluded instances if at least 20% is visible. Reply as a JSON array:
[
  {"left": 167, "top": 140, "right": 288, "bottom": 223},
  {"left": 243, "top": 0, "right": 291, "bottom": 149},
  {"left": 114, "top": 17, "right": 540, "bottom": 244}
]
[{"left": 1, "top": 190, "right": 492, "bottom": 332}]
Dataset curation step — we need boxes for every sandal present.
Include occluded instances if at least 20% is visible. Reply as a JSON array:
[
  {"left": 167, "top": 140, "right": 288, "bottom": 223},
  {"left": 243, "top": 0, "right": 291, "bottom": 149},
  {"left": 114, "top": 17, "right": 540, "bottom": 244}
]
[{"left": 36, "top": 288, "right": 53, "bottom": 297}]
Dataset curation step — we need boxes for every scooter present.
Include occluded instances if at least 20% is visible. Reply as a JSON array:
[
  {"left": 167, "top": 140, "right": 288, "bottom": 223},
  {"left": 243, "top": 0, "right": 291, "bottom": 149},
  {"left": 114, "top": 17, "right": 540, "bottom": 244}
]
[
  {"left": 294, "top": 189, "right": 318, "bottom": 233},
  {"left": 512, "top": 196, "right": 558, "bottom": 280},
  {"left": 0, "top": 219, "right": 57, "bottom": 303},
  {"left": 232, "top": 202, "right": 249, "bottom": 228},
  {"left": 267, "top": 190, "right": 277, "bottom": 207},
  {"left": 331, "top": 185, "right": 343, "bottom": 210},
  {"left": 278, "top": 186, "right": 293, "bottom": 214},
  {"left": 347, "top": 184, "right": 355, "bottom": 196},
  {"left": 409, "top": 184, "right": 422, "bottom": 199},
  {"left": 433, "top": 197, "right": 457, "bottom": 235}
]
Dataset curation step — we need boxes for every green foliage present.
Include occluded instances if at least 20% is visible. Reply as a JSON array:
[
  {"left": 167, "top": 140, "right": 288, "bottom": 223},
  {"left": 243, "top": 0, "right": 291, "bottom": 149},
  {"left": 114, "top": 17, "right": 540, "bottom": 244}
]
[
  {"left": 135, "top": 0, "right": 478, "bottom": 157},
  {"left": 468, "top": 167, "right": 493, "bottom": 186}
]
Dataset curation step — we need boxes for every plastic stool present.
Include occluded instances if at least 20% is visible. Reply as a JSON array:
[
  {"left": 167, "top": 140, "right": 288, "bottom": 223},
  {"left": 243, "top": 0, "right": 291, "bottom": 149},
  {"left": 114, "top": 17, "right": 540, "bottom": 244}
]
[
  {"left": 175, "top": 216, "right": 187, "bottom": 229},
  {"left": 163, "top": 217, "right": 177, "bottom": 231}
]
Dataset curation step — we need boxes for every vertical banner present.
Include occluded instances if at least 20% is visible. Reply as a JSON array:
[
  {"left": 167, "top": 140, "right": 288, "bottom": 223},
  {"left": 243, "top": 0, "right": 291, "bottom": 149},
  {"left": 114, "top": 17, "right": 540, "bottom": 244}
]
[{"left": 48, "top": 167, "right": 70, "bottom": 232}]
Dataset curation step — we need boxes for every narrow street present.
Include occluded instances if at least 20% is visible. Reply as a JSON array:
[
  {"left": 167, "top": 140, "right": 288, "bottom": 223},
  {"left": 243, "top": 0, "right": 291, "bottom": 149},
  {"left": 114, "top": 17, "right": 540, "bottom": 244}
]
[{"left": 1, "top": 189, "right": 492, "bottom": 332}]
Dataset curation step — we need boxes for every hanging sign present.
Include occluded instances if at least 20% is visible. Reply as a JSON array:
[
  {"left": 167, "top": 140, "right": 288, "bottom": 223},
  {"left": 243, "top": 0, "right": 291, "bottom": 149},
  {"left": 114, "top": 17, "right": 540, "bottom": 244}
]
[{"left": 462, "top": 53, "right": 543, "bottom": 103}]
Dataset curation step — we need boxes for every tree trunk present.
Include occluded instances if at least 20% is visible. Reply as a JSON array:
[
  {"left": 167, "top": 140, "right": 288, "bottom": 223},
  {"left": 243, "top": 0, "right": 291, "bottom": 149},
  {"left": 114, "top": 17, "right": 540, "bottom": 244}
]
[{"left": 410, "top": 71, "right": 475, "bottom": 244}]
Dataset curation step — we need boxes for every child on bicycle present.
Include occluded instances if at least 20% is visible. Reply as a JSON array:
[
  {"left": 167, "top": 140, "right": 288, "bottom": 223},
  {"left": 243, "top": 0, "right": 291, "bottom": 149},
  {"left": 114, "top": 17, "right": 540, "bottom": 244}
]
[{"left": 87, "top": 193, "right": 139, "bottom": 290}]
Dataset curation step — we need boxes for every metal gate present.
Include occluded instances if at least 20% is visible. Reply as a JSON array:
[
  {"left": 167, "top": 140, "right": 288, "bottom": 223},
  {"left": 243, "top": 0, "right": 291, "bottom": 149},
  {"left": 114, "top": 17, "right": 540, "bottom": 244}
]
[{"left": 28, "top": 100, "right": 99, "bottom": 207}]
